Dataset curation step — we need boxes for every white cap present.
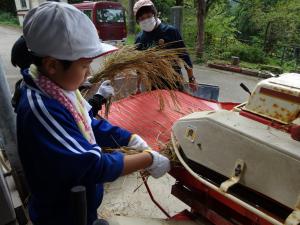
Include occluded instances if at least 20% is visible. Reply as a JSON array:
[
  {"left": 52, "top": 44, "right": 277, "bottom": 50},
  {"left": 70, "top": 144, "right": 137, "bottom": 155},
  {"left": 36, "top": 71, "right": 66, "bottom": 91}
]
[
  {"left": 133, "top": 0, "right": 154, "bottom": 16},
  {"left": 23, "top": 2, "right": 117, "bottom": 61}
]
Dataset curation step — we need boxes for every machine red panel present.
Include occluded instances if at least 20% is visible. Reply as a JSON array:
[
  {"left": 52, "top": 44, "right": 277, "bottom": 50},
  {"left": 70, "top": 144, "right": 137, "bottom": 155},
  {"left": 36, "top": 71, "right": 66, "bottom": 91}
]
[{"left": 100, "top": 90, "right": 237, "bottom": 149}]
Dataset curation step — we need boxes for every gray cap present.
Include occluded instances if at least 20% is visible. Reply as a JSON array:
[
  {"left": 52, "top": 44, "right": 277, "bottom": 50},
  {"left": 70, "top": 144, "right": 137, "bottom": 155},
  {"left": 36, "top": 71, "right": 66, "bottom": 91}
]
[{"left": 23, "top": 2, "right": 117, "bottom": 61}]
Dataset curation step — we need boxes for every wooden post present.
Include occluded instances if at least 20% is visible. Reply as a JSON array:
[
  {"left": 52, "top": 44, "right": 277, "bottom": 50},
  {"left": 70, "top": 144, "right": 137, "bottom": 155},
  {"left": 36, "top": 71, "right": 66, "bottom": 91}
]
[
  {"left": 170, "top": 6, "right": 183, "bottom": 34},
  {"left": 128, "top": 0, "right": 136, "bottom": 34},
  {"left": 196, "top": 0, "right": 205, "bottom": 58}
]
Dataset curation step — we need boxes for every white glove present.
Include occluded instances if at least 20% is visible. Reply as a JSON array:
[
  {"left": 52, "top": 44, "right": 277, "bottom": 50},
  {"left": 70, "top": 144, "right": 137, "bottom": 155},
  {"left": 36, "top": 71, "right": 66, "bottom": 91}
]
[
  {"left": 96, "top": 80, "right": 115, "bottom": 99},
  {"left": 128, "top": 134, "right": 150, "bottom": 151},
  {"left": 145, "top": 150, "right": 171, "bottom": 179}
]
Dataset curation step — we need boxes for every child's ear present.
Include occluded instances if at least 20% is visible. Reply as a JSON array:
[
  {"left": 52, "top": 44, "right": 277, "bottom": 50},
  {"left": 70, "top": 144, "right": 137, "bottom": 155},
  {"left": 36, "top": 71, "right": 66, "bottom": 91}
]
[{"left": 42, "top": 57, "right": 59, "bottom": 76}]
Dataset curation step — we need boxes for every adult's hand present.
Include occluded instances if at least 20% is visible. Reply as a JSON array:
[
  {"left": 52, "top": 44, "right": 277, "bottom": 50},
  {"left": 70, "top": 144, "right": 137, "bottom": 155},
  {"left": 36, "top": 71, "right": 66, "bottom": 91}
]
[{"left": 189, "top": 76, "right": 197, "bottom": 92}]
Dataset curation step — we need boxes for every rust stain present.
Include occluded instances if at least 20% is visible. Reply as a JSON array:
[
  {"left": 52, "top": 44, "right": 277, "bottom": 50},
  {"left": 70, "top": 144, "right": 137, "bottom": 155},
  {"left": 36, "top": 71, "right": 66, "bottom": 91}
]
[
  {"left": 251, "top": 105, "right": 297, "bottom": 123},
  {"left": 286, "top": 90, "right": 296, "bottom": 95},
  {"left": 273, "top": 112, "right": 281, "bottom": 119},
  {"left": 279, "top": 88, "right": 298, "bottom": 96},
  {"left": 268, "top": 109, "right": 296, "bottom": 123},
  {"left": 260, "top": 87, "right": 300, "bottom": 104},
  {"left": 246, "top": 82, "right": 300, "bottom": 123},
  {"left": 286, "top": 112, "right": 293, "bottom": 118}
]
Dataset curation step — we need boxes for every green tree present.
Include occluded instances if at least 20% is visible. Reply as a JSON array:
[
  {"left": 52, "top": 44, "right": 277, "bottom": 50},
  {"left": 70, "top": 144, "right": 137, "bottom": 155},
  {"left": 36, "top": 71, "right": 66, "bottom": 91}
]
[
  {"left": 152, "top": 0, "right": 175, "bottom": 21},
  {"left": 233, "top": 0, "right": 300, "bottom": 50},
  {"left": 0, "top": 0, "right": 16, "bottom": 14},
  {"left": 205, "top": 1, "right": 235, "bottom": 42},
  {"left": 195, "top": 0, "right": 230, "bottom": 58},
  {"left": 261, "top": 0, "right": 300, "bottom": 52}
]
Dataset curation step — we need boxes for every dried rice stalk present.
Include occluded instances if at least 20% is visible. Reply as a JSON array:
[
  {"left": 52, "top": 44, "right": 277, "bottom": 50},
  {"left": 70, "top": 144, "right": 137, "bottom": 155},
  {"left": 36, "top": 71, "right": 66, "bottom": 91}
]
[
  {"left": 103, "top": 141, "right": 181, "bottom": 193},
  {"left": 87, "top": 44, "right": 188, "bottom": 110},
  {"left": 90, "top": 45, "right": 186, "bottom": 85},
  {"left": 102, "top": 141, "right": 181, "bottom": 167}
]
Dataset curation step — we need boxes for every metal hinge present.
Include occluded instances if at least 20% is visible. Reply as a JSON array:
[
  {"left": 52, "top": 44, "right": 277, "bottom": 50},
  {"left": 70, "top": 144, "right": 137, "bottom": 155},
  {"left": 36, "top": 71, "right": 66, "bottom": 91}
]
[{"left": 220, "top": 159, "right": 245, "bottom": 193}]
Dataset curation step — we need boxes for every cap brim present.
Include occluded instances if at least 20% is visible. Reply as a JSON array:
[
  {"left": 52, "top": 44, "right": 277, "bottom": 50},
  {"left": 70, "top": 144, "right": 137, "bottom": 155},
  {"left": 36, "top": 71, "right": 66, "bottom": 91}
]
[{"left": 85, "top": 43, "right": 118, "bottom": 59}]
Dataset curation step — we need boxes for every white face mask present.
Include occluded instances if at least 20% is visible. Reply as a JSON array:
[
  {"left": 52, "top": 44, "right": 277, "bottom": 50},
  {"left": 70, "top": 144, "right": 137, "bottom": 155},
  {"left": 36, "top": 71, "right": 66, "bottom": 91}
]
[{"left": 140, "top": 17, "right": 157, "bottom": 32}]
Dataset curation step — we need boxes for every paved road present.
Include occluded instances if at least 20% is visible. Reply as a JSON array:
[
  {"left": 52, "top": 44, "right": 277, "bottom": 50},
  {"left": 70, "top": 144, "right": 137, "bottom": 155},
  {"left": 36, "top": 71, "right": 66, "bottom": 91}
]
[{"left": 191, "top": 65, "right": 261, "bottom": 103}]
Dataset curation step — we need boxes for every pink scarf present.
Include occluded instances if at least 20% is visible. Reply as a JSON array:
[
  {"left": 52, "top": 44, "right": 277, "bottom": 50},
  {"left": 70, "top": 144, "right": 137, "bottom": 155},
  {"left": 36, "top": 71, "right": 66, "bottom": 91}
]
[{"left": 35, "top": 74, "right": 96, "bottom": 144}]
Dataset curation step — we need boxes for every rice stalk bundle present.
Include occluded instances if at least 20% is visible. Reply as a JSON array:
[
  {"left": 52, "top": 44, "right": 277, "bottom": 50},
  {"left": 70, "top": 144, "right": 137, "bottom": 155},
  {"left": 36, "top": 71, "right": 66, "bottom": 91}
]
[{"left": 86, "top": 44, "right": 189, "bottom": 110}]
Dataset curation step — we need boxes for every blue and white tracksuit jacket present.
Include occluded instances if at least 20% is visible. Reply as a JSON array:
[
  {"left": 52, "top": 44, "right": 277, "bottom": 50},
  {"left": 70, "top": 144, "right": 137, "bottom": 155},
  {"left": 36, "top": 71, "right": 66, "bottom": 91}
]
[{"left": 16, "top": 69, "right": 132, "bottom": 225}]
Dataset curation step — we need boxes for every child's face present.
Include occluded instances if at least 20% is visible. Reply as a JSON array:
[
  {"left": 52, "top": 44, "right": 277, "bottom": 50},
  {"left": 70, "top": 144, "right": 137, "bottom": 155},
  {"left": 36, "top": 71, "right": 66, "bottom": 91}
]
[
  {"left": 43, "top": 58, "right": 92, "bottom": 91},
  {"left": 138, "top": 12, "right": 154, "bottom": 23}
]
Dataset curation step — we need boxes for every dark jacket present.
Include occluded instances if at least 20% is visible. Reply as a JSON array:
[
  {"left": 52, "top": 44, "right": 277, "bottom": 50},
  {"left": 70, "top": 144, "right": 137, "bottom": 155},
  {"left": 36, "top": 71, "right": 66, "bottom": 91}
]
[
  {"left": 135, "top": 23, "right": 193, "bottom": 68},
  {"left": 16, "top": 69, "right": 131, "bottom": 225}
]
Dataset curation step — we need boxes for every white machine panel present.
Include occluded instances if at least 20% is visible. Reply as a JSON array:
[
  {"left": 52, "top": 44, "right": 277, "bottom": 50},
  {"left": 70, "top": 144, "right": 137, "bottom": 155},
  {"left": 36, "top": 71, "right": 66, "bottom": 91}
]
[{"left": 172, "top": 110, "right": 300, "bottom": 209}]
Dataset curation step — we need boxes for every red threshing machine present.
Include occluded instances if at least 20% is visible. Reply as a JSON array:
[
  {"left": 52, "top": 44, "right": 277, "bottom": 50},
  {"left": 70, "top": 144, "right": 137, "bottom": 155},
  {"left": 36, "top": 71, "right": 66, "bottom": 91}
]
[{"left": 104, "top": 73, "right": 300, "bottom": 225}]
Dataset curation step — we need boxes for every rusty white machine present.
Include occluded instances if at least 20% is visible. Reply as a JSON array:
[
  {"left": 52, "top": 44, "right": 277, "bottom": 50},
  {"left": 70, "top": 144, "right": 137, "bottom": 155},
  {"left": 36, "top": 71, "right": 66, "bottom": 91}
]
[
  {"left": 106, "top": 73, "right": 300, "bottom": 225},
  {"left": 171, "top": 73, "right": 300, "bottom": 225}
]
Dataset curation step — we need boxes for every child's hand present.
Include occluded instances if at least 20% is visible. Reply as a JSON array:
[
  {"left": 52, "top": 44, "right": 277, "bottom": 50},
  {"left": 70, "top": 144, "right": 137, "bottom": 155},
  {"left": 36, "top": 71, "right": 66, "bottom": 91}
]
[
  {"left": 97, "top": 80, "right": 115, "bottom": 99},
  {"left": 144, "top": 150, "right": 171, "bottom": 178},
  {"left": 128, "top": 134, "right": 150, "bottom": 151}
]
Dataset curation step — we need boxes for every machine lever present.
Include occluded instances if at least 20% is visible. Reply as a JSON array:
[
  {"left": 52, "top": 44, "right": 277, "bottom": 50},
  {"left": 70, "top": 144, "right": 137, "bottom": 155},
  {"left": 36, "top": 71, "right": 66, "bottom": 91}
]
[
  {"left": 220, "top": 159, "right": 245, "bottom": 193},
  {"left": 240, "top": 83, "right": 251, "bottom": 95}
]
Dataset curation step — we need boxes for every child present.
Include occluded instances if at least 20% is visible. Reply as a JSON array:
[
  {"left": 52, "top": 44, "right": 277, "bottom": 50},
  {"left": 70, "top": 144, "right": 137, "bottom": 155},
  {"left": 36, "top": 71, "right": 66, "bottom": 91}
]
[
  {"left": 134, "top": 0, "right": 196, "bottom": 92},
  {"left": 15, "top": 2, "right": 170, "bottom": 225},
  {"left": 11, "top": 35, "right": 114, "bottom": 117}
]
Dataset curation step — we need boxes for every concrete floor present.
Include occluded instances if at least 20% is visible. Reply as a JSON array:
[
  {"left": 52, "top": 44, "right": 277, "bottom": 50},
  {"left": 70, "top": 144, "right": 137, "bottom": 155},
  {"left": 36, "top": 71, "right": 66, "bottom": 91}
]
[
  {"left": 0, "top": 25, "right": 262, "bottom": 221},
  {"left": 107, "top": 216, "right": 204, "bottom": 225},
  {"left": 191, "top": 65, "right": 261, "bottom": 103},
  {"left": 99, "top": 173, "right": 189, "bottom": 220}
]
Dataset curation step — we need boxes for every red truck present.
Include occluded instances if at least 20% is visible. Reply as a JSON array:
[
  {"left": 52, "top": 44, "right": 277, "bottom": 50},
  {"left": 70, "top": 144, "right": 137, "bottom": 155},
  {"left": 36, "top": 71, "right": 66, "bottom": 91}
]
[{"left": 73, "top": 1, "right": 127, "bottom": 45}]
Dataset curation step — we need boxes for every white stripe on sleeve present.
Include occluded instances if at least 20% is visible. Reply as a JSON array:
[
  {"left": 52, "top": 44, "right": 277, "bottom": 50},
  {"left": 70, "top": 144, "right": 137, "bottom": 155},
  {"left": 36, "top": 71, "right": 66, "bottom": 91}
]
[
  {"left": 27, "top": 89, "right": 101, "bottom": 158},
  {"left": 34, "top": 92, "right": 101, "bottom": 158}
]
